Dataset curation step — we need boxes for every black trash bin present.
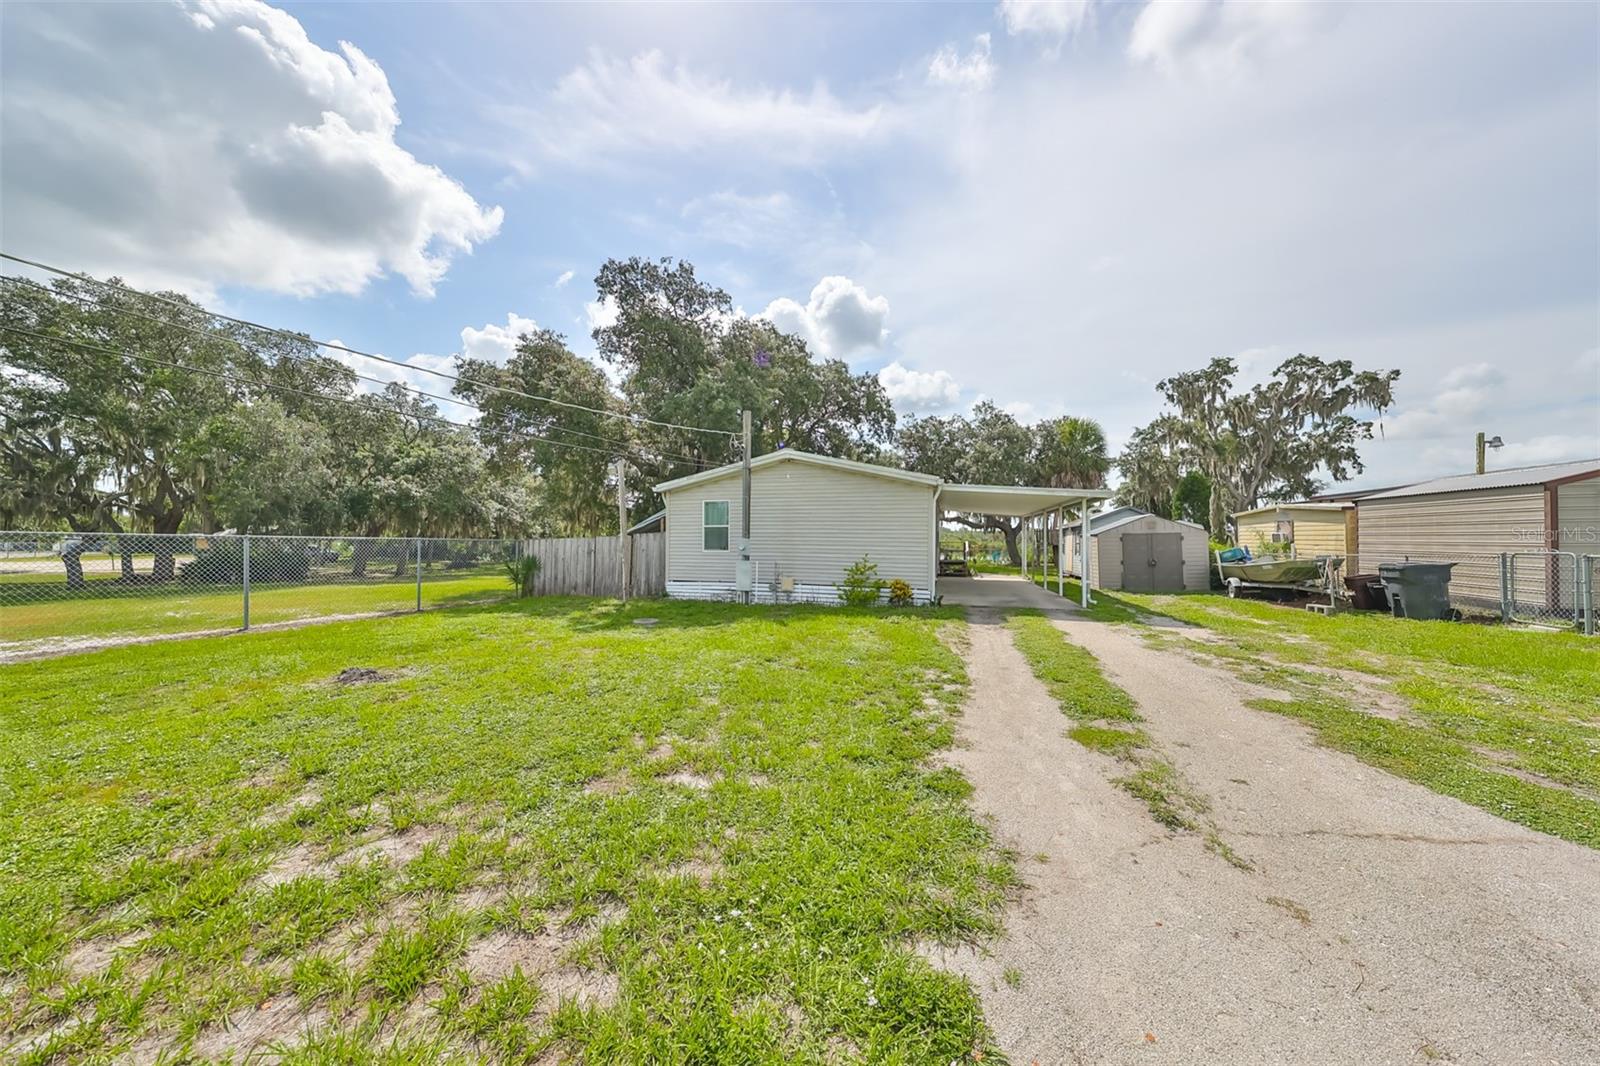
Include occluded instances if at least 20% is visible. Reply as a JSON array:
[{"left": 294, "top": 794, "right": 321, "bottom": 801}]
[{"left": 1377, "top": 562, "right": 1457, "bottom": 621}]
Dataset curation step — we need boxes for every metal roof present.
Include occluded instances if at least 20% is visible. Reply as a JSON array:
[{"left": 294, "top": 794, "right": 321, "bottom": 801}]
[
  {"left": 1361, "top": 458, "right": 1600, "bottom": 500},
  {"left": 654, "top": 449, "right": 1113, "bottom": 516},
  {"left": 626, "top": 509, "right": 665, "bottom": 534},
  {"left": 1231, "top": 501, "right": 1351, "bottom": 519},
  {"left": 937, "top": 483, "right": 1114, "bottom": 517},
  {"left": 1062, "top": 505, "right": 1142, "bottom": 533},
  {"left": 654, "top": 450, "right": 941, "bottom": 494},
  {"left": 1093, "top": 511, "right": 1208, "bottom": 536}
]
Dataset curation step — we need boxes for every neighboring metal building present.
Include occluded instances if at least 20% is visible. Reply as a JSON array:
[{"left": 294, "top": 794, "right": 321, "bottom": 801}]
[
  {"left": 1356, "top": 458, "right": 1600, "bottom": 608},
  {"left": 1232, "top": 502, "right": 1357, "bottom": 570},
  {"left": 654, "top": 450, "right": 1113, "bottom": 605},
  {"left": 1063, "top": 509, "right": 1210, "bottom": 592}
]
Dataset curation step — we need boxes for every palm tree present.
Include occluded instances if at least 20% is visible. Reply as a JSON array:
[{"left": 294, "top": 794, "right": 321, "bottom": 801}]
[{"left": 1035, "top": 416, "right": 1110, "bottom": 489}]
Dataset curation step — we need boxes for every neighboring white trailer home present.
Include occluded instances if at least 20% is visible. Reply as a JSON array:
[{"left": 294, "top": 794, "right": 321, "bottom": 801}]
[
  {"left": 654, "top": 450, "right": 1111, "bottom": 605},
  {"left": 1062, "top": 509, "right": 1210, "bottom": 592}
]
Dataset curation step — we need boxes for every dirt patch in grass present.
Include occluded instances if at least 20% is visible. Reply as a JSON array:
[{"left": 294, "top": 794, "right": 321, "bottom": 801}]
[
  {"left": 539, "top": 966, "right": 621, "bottom": 1012},
  {"left": 258, "top": 840, "right": 332, "bottom": 889},
  {"left": 333, "top": 666, "right": 391, "bottom": 685},
  {"left": 662, "top": 770, "right": 716, "bottom": 791},
  {"left": 133, "top": 998, "right": 333, "bottom": 1065},
  {"left": 659, "top": 857, "right": 723, "bottom": 887},
  {"left": 63, "top": 930, "right": 145, "bottom": 978},
  {"left": 462, "top": 920, "right": 588, "bottom": 986},
  {"left": 342, "top": 824, "right": 447, "bottom": 867},
  {"left": 582, "top": 774, "right": 630, "bottom": 796},
  {"left": 259, "top": 783, "right": 324, "bottom": 824}
]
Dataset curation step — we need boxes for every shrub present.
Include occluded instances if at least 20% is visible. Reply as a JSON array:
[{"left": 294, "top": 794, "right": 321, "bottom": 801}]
[
  {"left": 838, "top": 555, "right": 886, "bottom": 606},
  {"left": 886, "top": 578, "right": 915, "bottom": 606},
  {"left": 180, "top": 539, "right": 313, "bottom": 584},
  {"left": 505, "top": 554, "right": 541, "bottom": 597}
]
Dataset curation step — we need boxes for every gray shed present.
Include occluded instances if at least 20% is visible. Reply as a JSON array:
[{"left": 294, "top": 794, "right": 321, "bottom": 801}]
[{"left": 1063, "top": 509, "right": 1210, "bottom": 592}]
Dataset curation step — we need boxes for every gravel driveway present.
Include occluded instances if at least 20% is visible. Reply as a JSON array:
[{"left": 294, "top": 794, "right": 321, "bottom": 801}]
[{"left": 938, "top": 608, "right": 1600, "bottom": 1065}]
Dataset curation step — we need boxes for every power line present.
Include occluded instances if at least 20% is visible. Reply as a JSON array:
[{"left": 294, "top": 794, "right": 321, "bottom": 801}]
[
  {"left": 0, "top": 324, "right": 683, "bottom": 469},
  {"left": 2, "top": 276, "right": 707, "bottom": 465},
  {"left": 0, "top": 251, "right": 739, "bottom": 439}
]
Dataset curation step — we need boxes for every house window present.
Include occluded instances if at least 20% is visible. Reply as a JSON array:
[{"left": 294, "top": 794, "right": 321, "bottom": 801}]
[{"left": 703, "top": 500, "right": 730, "bottom": 551}]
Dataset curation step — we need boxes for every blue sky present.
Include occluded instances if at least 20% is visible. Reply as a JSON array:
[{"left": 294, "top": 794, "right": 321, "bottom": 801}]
[{"left": 3, "top": 0, "right": 1596, "bottom": 488}]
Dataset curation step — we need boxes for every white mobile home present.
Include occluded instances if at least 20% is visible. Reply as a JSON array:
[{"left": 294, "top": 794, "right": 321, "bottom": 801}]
[{"left": 654, "top": 450, "right": 1112, "bottom": 605}]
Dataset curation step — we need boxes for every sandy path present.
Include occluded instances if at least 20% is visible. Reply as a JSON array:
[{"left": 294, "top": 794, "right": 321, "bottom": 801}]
[{"left": 940, "top": 608, "right": 1600, "bottom": 1065}]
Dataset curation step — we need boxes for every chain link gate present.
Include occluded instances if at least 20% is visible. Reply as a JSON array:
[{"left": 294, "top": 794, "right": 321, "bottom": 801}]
[{"left": 1504, "top": 550, "right": 1580, "bottom": 629}]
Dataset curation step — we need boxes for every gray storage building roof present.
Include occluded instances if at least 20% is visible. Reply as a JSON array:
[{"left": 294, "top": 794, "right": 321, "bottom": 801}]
[{"left": 1362, "top": 458, "right": 1600, "bottom": 501}]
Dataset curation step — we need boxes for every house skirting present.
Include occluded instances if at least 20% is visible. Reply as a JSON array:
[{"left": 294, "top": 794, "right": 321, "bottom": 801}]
[{"left": 664, "top": 580, "right": 934, "bottom": 606}]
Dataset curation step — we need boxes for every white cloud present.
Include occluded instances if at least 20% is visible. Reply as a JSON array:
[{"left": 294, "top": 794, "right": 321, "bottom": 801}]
[
  {"left": 1128, "top": 0, "right": 1326, "bottom": 79},
  {"left": 878, "top": 362, "right": 962, "bottom": 411},
  {"left": 1380, "top": 363, "right": 1503, "bottom": 441},
  {"left": 682, "top": 191, "right": 802, "bottom": 249},
  {"left": 508, "top": 50, "right": 886, "bottom": 172},
  {"left": 585, "top": 295, "right": 621, "bottom": 334},
  {"left": 758, "top": 276, "right": 890, "bottom": 360},
  {"left": 459, "top": 313, "right": 540, "bottom": 364},
  {"left": 928, "top": 34, "right": 996, "bottom": 92},
  {"left": 999, "top": 0, "right": 1093, "bottom": 39},
  {"left": 0, "top": 1, "right": 502, "bottom": 298},
  {"left": 553, "top": 270, "right": 575, "bottom": 288}
]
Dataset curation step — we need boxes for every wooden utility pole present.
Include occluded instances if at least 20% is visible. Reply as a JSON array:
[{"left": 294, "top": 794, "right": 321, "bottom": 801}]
[
  {"left": 740, "top": 409, "right": 753, "bottom": 604},
  {"left": 616, "top": 458, "right": 630, "bottom": 602},
  {"left": 1475, "top": 432, "right": 1486, "bottom": 475}
]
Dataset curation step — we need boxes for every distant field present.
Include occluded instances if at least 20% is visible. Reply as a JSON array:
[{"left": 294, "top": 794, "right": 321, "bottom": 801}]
[{"left": 0, "top": 568, "right": 509, "bottom": 648}]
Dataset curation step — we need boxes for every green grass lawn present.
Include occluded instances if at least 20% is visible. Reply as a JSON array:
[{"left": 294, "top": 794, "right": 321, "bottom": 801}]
[
  {"left": 1018, "top": 573, "right": 1600, "bottom": 848},
  {"left": 0, "top": 598, "right": 1010, "bottom": 1064},
  {"left": 0, "top": 569, "right": 509, "bottom": 647}
]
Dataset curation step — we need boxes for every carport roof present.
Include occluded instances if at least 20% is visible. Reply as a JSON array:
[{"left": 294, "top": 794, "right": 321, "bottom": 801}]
[{"left": 938, "top": 483, "right": 1115, "bottom": 518}]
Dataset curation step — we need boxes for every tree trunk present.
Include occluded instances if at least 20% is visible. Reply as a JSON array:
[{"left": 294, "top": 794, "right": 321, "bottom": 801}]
[
  {"left": 1209, "top": 483, "right": 1228, "bottom": 542},
  {"left": 62, "top": 547, "right": 85, "bottom": 590},
  {"left": 151, "top": 516, "right": 183, "bottom": 582},
  {"left": 119, "top": 542, "right": 135, "bottom": 581},
  {"left": 1002, "top": 520, "right": 1021, "bottom": 567},
  {"left": 352, "top": 541, "right": 371, "bottom": 577}
]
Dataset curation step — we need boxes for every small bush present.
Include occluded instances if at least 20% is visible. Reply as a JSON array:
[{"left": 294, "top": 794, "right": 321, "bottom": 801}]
[
  {"left": 505, "top": 554, "right": 541, "bottom": 597},
  {"left": 838, "top": 555, "right": 886, "bottom": 606},
  {"left": 180, "top": 539, "right": 312, "bottom": 584},
  {"left": 886, "top": 578, "right": 915, "bottom": 606}
]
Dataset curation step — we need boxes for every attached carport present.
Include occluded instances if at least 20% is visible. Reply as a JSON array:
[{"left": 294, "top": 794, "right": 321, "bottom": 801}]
[{"left": 937, "top": 484, "right": 1116, "bottom": 607}]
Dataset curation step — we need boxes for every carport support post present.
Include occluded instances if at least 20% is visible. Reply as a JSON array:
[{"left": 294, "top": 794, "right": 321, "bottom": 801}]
[
  {"left": 1079, "top": 496, "right": 1090, "bottom": 608},
  {"left": 1057, "top": 506, "right": 1064, "bottom": 597}
]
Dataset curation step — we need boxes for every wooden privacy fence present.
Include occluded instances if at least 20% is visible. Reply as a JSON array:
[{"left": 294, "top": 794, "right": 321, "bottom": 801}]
[{"left": 520, "top": 533, "right": 665, "bottom": 598}]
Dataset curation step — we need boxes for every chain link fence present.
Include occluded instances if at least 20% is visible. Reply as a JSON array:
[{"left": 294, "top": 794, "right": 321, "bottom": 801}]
[
  {"left": 0, "top": 531, "right": 518, "bottom": 657},
  {"left": 1355, "top": 547, "right": 1592, "bottom": 631}
]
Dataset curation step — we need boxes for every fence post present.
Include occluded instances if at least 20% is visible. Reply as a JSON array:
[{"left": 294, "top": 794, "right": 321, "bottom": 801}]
[
  {"left": 241, "top": 535, "right": 251, "bottom": 631},
  {"left": 1498, "top": 553, "right": 1510, "bottom": 624},
  {"left": 415, "top": 537, "right": 423, "bottom": 612}
]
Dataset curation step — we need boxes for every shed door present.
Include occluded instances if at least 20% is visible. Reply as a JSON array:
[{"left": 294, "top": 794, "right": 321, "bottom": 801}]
[{"left": 1121, "top": 532, "right": 1185, "bottom": 592}]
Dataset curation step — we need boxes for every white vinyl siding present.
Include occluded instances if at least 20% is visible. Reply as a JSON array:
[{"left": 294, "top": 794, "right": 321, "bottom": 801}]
[{"left": 663, "top": 457, "right": 936, "bottom": 599}]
